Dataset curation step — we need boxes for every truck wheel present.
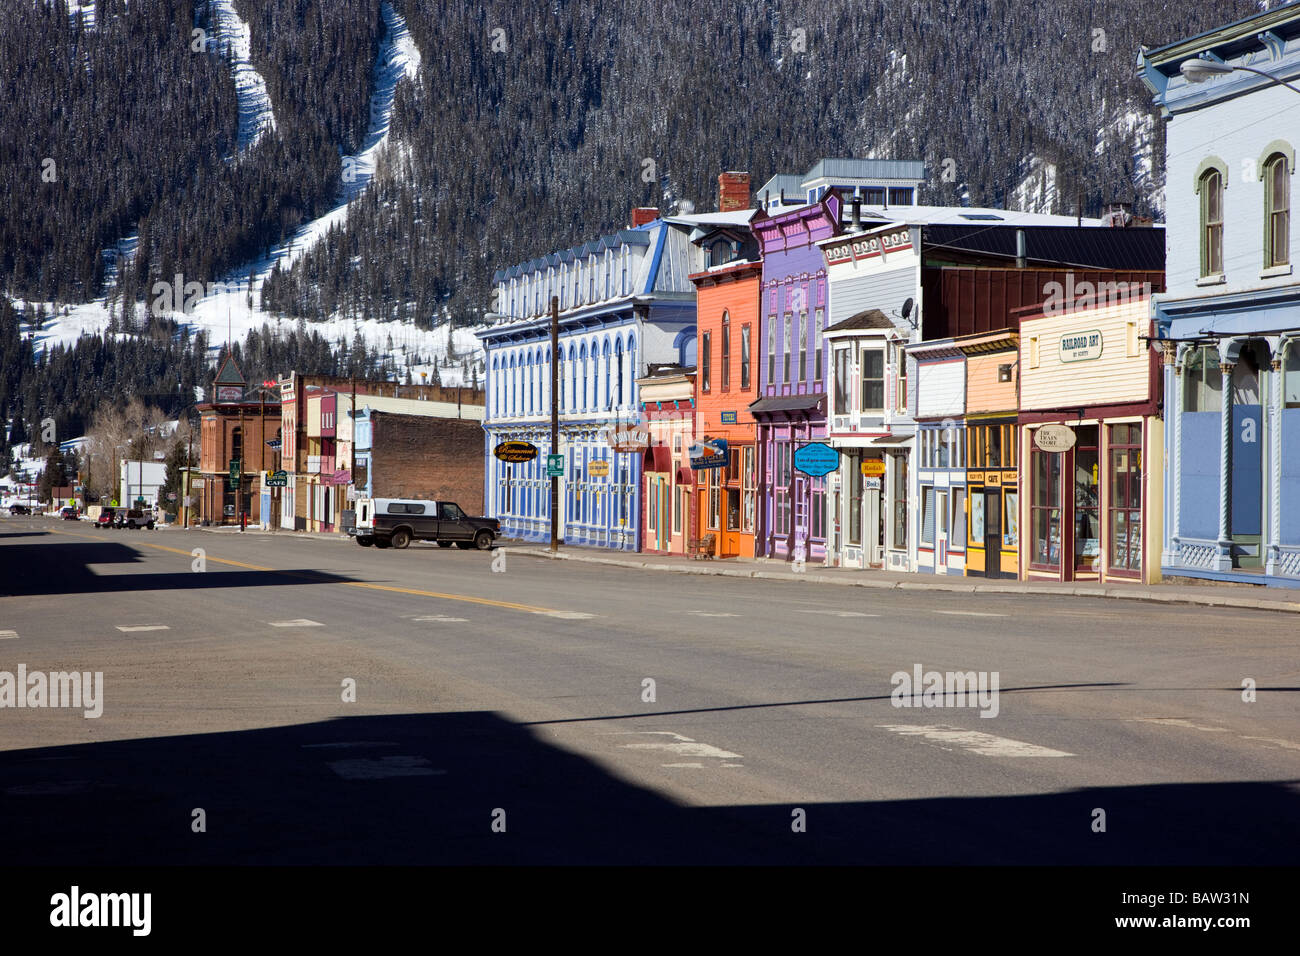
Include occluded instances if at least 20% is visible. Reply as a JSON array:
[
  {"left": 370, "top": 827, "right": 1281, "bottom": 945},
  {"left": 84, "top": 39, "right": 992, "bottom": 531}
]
[
  {"left": 437, "top": 541, "right": 454, "bottom": 548},
  {"left": 390, "top": 529, "right": 412, "bottom": 550},
  {"left": 474, "top": 530, "right": 494, "bottom": 551},
  {"left": 356, "top": 536, "right": 374, "bottom": 547}
]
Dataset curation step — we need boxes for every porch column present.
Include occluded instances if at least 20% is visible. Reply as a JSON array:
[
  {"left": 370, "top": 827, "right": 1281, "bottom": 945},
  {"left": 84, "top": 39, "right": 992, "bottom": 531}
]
[
  {"left": 1162, "top": 343, "right": 1181, "bottom": 566},
  {"left": 1214, "top": 361, "right": 1235, "bottom": 571},
  {"left": 1267, "top": 355, "right": 1283, "bottom": 575}
]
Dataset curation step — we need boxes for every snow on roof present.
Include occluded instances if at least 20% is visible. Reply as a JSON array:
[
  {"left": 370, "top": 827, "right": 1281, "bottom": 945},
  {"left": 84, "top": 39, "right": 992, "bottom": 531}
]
[{"left": 663, "top": 209, "right": 757, "bottom": 228}]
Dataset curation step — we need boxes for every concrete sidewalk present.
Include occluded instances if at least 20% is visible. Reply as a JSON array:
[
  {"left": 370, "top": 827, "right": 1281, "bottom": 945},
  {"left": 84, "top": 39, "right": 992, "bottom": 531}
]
[{"left": 506, "top": 542, "right": 1300, "bottom": 615}]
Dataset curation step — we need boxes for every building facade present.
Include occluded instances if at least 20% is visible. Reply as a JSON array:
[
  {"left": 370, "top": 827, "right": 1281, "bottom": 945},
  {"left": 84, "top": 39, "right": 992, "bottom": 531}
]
[
  {"left": 638, "top": 366, "right": 695, "bottom": 556},
  {"left": 353, "top": 409, "right": 485, "bottom": 513},
  {"left": 910, "top": 338, "right": 967, "bottom": 575},
  {"left": 1018, "top": 295, "right": 1164, "bottom": 583},
  {"left": 690, "top": 185, "right": 761, "bottom": 559},
  {"left": 197, "top": 356, "right": 280, "bottom": 526},
  {"left": 482, "top": 207, "right": 742, "bottom": 549},
  {"left": 1140, "top": 8, "right": 1300, "bottom": 585},
  {"left": 748, "top": 191, "right": 839, "bottom": 563}
]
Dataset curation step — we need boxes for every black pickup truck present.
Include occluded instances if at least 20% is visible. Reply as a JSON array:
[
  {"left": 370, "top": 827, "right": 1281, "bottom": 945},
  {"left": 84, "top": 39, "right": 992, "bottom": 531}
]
[{"left": 350, "top": 498, "right": 499, "bottom": 550}]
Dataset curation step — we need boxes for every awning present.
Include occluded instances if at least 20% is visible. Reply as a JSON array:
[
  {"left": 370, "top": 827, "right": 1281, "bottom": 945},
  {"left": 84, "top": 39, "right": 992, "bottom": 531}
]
[
  {"left": 748, "top": 394, "right": 822, "bottom": 415},
  {"left": 870, "top": 434, "right": 912, "bottom": 445},
  {"left": 642, "top": 445, "right": 672, "bottom": 472},
  {"left": 676, "top": 467, "right": 694, "bottom": 485}
]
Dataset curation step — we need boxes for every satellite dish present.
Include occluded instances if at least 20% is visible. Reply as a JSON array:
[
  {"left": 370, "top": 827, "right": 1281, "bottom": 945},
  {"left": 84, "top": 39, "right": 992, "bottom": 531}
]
[{"left": 901, "top": 298, "right": 914, "bottom": 320}]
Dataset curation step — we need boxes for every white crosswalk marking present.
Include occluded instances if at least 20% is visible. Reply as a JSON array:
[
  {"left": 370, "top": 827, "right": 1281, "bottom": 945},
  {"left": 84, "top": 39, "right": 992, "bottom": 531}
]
[
  {"left": 0, "top": 630, "right": 18, "bottom": 639},
  {"left": 934, "top": 610, "right": 1007, "bottom": 618},
  {"left": 115, "top": 625, "right": 169, "bottom": 632},
  {"left": 877, "top": 724, "right": 1075, "bottom": 757},
  {"left": 268, "top": 619, "right": 323, "bottom": 627}
]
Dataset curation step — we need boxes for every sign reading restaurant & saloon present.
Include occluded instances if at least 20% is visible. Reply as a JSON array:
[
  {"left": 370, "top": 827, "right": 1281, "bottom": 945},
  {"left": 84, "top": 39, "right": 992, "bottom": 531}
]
[
  {"left": 494, "top": 441, "right": 539, "bottom": 463},
  {"left": 1034, "top": 424, "right": 1077, "bottom": 453},
  {"left": 1059, "top": 329, "right": 1103, "bottom": 363}
]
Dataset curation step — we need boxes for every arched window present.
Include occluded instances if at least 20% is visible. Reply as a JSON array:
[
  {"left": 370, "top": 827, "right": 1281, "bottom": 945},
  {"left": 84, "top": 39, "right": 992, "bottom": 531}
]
[
  {"left": 600, "top": 339, "right": 610, "bottom": 410},
  {"left": 615, "top": 339, "right": 624, "bottom": 407},
  {"left": 1199, "top": 167, "right": 1224, "bottom": 277},
  {"left": 588, "top": 257, "right": 596, "bottom": 303},
  {"left": 621, "top": 249, "right": 629, "bottom": 296},
  {"left": 569, "top": 345, "right": 577, "bottom": 411},
  {"left": 492, "top": 357, "right": 499, "bottom": 416},
  {"left": 1265, "top": 152, "right": 1290, "bottom": 268},
  {"left": 680, "top": 331, "right": 697, "bottom": 368},
  {"left": 580, "top": 343, "right": 589, "bottom": 410},
  {"left": 604, "top": 250, "right": 612, "bottom": 299}
]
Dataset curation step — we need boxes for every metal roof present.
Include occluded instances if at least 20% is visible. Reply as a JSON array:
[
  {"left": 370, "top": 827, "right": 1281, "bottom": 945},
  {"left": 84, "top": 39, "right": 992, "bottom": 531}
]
[
  {"left": 804, "top": 158, "right": 926, "bottom": 182},
  {"left": 748, "top": 394, "right": 823, "bottom": 415},
  {"left": 825, "top": 309, "right": 896, "bottom": 333},
  {"left": 923, "top": 224, "right": 1165, "bottom": 271}
]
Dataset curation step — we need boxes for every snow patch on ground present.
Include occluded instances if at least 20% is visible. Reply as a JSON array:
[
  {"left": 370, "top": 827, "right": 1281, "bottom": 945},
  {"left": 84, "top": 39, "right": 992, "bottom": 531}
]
[{"left": 208, "top": 0, "right": 277, "bottom": 152}]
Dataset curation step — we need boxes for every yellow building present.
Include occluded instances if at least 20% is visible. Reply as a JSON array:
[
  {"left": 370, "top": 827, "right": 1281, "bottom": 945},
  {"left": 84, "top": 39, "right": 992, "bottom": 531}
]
[
  {"left": 959, "top": 331, "right": 1020, "bottom": 579},
  {"left": 1018, "top": 294, "right": 1164, "bottom": 584}
]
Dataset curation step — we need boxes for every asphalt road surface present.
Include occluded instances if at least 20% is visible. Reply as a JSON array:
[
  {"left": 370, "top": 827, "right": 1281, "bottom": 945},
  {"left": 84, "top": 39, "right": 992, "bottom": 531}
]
[{"left": 1, "top": 516, "right": 1297, "bottom": 864}]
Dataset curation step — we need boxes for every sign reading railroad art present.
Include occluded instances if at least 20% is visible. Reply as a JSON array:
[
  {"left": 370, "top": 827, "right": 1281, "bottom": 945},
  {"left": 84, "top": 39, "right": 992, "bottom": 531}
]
[
  {"left": 493, "top": 441, "right": 539, "bottom": 463},
  {"left": 793, "top": 442, "right": 840, "bottom": 477},
  {"left": 1059, "top": 329, "right": 1103, "bottom": 363},
  {"left": 1034, "top": 424, "right": 1077, "bottom": 452}
]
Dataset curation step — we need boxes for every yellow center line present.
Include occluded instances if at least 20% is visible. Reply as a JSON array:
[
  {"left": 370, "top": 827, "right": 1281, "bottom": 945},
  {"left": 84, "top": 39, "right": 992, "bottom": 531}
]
[{"left": 51, "top": 528, "right": 569, "bottom": 616}]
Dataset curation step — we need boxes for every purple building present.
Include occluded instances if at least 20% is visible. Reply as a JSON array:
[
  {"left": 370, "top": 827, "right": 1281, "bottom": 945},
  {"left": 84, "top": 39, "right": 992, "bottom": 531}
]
[{"left": 748, "top": 191, "right": 842, "bottom": 561}]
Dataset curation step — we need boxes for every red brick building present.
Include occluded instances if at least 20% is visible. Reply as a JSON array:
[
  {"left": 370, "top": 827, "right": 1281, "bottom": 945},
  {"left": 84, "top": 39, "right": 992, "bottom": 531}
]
[
  {"left": 355, "top": 409, "right": 485, "bottom": 514},
  {"left": 196, "top": 356, "right": 281, "bottom": 526}
]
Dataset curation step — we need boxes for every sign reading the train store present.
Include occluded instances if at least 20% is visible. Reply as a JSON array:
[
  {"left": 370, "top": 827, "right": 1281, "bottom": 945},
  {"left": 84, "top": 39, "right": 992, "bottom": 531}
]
[
  {"left": 493, "top": 441, "right": 539, "bottom": 463},
  {"left": 1034, "top": 424, "right": 1077, "bottom": 453},
  {"left": 793, "top": 442, "right": 840, "bottom": 477}
]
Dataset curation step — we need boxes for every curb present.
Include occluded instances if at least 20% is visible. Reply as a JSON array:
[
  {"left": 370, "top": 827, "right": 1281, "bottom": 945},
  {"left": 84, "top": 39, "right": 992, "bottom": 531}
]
[{"left": 507, "top": 547, "right": 1300, "bottom": 615}]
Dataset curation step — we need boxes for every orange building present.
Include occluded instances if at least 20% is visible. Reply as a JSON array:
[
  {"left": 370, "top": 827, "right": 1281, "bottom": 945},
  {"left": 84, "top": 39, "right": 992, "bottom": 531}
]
[{"left": 689, "top": 204, "right": 762, "bottom": 558}]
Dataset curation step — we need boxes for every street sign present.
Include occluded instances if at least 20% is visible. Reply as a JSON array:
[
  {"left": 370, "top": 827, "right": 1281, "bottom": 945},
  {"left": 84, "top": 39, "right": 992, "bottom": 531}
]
[
  {"left": 860, "top": 459, "right": 887, "bottom": 477},
  {"left": 588, "top": 460, "right": 610, "bottom": 478},
  {"left": 265, "top": 470, "right": 289, "bottom": 488},
  {"left": 494, "top": 441, "right": 539, "bottom": 463},
  {"left": 793, "top": 443, "right": 839, "bottom": 477},
  {"left": 546, "top": 454, "right": 565, "bottom": 478},
  {"left": 265, "top": 438, "right": 282, "bottom": 449}
]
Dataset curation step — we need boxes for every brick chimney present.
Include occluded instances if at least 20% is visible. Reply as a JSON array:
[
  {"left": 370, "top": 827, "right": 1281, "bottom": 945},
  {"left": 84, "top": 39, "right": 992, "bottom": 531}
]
[
  {"left": 718, "top": 171, "right": 750, "bottom": 212},
  {"left": 631, "top": 207, "right": 659, "bottom": 228}
]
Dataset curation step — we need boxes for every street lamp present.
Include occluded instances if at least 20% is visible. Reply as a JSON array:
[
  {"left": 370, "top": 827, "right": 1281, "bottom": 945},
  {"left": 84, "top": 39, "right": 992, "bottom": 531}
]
[{"left": 1180, "top": 58, "right": 1300, "bottom": 96}]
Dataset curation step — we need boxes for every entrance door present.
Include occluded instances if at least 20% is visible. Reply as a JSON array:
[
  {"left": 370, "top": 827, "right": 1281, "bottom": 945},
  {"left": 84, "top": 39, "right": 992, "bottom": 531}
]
[
  {"left": 984, "top": 488, "right": 1001, "bottom": 578},
  {"left": 793, "top": 475, "right": 807, "bottom": 559},
  {"left": 936, "top": 490, "right": 949, "bottom": 571}
]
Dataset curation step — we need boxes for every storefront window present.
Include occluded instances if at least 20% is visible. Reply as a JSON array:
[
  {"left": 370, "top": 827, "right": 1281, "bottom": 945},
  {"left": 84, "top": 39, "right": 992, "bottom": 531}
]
[
  {"left": 1074, "top": 426, "right": 1099, "bottom": 571},
  {"left": 833, "top": 347, "right": 851, "bottom": 414},
  {"left": 1108, "top": 423, "right": 1142, "bottom": 573},
  {"left": 848, "top": 454, "right": 863, "bottom": 545},
  {"left": 971, "top": 492, "right": 985, "bottom": 545},
  {"left": 1031, "top": 444, "right": 1061, "bottom": 568},
  {"left": 1285, "top": 343, "right": 1300, "bottom": 407},
  {"left": 921, "top": 487, "right": 935, "bottom": 545},
  {"left": 742, "top": 445, "right": 756, "bottom": 532},
  {"left": 672, "top": 483, "right": 682, "bottom": 534},
  {"left": 952, "top": 488, "right": 966, "bottom": 550},
  {"left": 1003, "top": 492, "right": 1018, "bottom": 548},
  {"left": 708, "top": 470, "right": 720, "bottom": 530},
  {"left": 811, "top": 478, "right": 825, "bottom": 540},
  {"left": 891, "top": 454, "right": 908, "bottom": 549},
  {"left": 1183, "top": 346, "right": 1223, "bottom": 411}
]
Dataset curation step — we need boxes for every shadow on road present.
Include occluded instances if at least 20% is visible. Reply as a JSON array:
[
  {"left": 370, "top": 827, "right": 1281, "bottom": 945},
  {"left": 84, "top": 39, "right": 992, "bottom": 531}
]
[
  {"left": 0, "top": 541, "right": 360, "bottom": 597},
  {"left": 1, "top": 711, "right": 1294, "bottom": 865}
]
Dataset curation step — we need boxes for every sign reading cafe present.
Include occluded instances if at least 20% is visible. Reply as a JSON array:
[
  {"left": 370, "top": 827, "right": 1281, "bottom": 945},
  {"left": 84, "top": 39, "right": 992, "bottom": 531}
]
[{"left": 1059, "top": 329, "right": 1102, "bottom": 363}]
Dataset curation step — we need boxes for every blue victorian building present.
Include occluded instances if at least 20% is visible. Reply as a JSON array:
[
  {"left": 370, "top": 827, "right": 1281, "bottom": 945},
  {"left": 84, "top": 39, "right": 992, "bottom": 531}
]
[
  {"left": 479, "top": 206, "right": 747, "bottom": 549},
  {"left": 1140, "top": 6, "right": 1300, "bottom": 585}
]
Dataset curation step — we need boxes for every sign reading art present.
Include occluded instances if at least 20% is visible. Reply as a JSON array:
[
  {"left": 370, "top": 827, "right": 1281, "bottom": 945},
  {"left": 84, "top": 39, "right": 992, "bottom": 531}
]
[
  {"left": 793, "top": 443, "right": 840, "bottom": 477},
  {"left": 1034, "top": 424, "right": 1077, "bottom": 453},
  {"left": 494, "top": 441, "right": 539, "bottom": 463},
  {"left": 1059, "top": 330, "right": 1103, "bottom": 363}
]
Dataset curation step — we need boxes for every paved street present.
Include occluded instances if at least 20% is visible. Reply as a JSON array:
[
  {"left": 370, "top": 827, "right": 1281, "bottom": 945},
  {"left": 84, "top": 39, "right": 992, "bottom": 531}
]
[{"left": 1, "top": 515, "right": 1297, "bottom": 865}]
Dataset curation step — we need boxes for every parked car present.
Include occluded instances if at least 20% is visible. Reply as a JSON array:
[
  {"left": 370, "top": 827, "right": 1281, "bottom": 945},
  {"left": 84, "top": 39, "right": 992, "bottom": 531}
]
[
  {"left": 351, "top": 498, "right": 498, "bottom": 550},
  {"left": 8, "top": 503, "right": 31, "bottom": 515},
  {"left": 119, "top": 508, "right": 155, "bottom": 530},
  {"left": 96, "top": 508, "right": 118, "bottom": 528},
  {"left": 60, "top": 506, "right": 79, "bottom": 520}
]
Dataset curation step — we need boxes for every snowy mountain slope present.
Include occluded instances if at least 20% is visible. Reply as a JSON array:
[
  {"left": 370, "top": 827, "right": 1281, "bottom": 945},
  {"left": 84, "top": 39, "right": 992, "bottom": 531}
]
[{"left": 208, "top": 0, "right": 277, "bottom": 152}]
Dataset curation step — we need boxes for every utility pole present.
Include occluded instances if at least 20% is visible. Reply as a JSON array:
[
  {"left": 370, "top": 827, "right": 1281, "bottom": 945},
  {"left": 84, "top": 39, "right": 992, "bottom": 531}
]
[{"left": 550, "top": 295, "right": 559, "bottom": 553}]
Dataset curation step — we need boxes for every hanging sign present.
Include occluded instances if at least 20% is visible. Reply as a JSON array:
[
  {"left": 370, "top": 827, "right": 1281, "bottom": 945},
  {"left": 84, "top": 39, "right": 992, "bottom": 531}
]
[
  {"left": 494, "top": 441, "right": 539, "bottom": 463},
  {"left": 793, "top": 443, "right": 839, "bottom": 477},
  {"left": 860, "top": 459, "right": 887, "bottom": 477},
  {"left": 603, "top": 424, "right": 650, "bottom": 453},
  {"left": 1034, "top": 424, "right": 1077, "bottom": 452},
  {"left": 588, "top": 460, "right": 611, "bottom": 478},
  {"left": 689, "top": 436, "right": 729, "bottom": 470}
]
